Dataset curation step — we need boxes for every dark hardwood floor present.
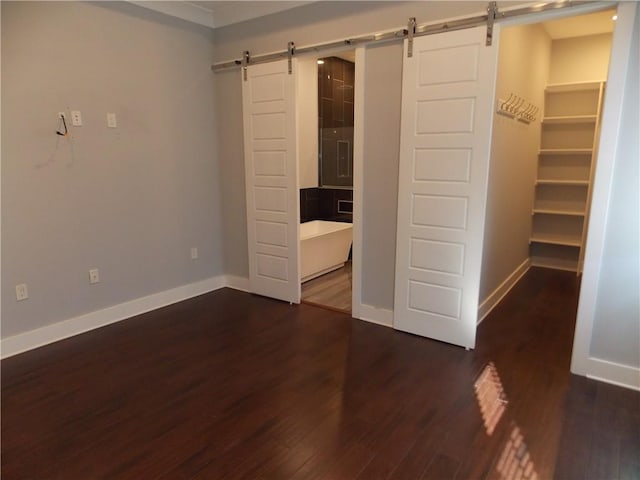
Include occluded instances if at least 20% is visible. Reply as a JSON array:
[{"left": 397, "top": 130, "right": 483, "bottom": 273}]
[{"left": 2, "top": 267, "right": 639, "bottom": 479}]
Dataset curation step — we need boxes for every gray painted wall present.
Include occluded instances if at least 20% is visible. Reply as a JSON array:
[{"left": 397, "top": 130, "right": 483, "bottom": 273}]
[
  {"left": 1, "top": 1, "right": 223, "bottom": 337},
  {"left": 589, "top": 6, "right": 640, "bottom": 368},
  {"left": 361, "top": 42, "right": 402, "bottom": 309},
  {"left": 214, "top": 69, "right": 249, "bottom": 279}
]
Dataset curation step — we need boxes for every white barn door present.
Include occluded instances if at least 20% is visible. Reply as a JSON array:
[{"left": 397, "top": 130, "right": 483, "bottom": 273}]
[
  {"left": 242, "top": 59, "right": 300, "bottom": 303},
  {"left": 394, "top": 26, "right": 499, "bottom": 349}
]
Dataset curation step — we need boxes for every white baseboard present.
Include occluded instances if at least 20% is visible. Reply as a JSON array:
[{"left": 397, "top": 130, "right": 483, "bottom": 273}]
[
  {"left": 478, "top": 258, "right": 530, "bottom": 324},
  {"left": 225, "top": 275, "right": 250, "bottom": 292},
  {"left": 2, "top": 272, "right": 397, "bottom": 359},
  {"left": 586, "top": 357, "right": 640, "bottom": 391},
  {"left": 224, "top": 276, "right": 394, "bottom": 332},
  {"left": 1, "top": 275, "right": 227, "bottom": 359},
  {"left": 356, "top": 304, "right": 393, "bottom": 328}
]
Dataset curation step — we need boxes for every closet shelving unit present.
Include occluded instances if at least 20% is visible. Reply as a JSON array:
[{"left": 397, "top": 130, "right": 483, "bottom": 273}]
[{"left": 530, "top": 81, "right": 605, "bottom": 272}]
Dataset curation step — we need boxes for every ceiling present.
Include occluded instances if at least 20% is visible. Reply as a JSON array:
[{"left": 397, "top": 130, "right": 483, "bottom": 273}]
[
  {"left": 130, "top": 1, "right": 312, "bottom": 29},
  {"left": 542, "top": 9, "right": 616, "bottom": 39}
]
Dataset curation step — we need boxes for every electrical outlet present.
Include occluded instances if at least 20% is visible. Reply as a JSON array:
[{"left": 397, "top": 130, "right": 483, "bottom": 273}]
[
  {"left": 190, "top": 247, "right": 198, "bottom": 260},
  {"left": 107, "top": 113, "right": 117, "bottom": 128},
  {"left": 71, "top": 110, "right": 83, "bottom": 126},
  {"left": 16, "top": 283, "right": 28, "bottom": 301},
  {"left": 89, "top": 269, "right": 100, "bottom": 284}
]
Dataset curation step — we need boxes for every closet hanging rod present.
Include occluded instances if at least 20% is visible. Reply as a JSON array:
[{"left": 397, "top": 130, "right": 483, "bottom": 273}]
[{"left": 210, "top": 0, "right": 614, "bottom": 72}]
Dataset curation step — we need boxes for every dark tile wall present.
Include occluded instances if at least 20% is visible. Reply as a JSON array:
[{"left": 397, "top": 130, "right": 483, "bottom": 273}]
[
  {"left": 318, "top": 56, "right": 355, "bottom": 187},
  {"left": 300, "top": 188, "right": 321, "bottom": 223},
  {"left": 300, "top": 188, "right": 353, "bottom": 223}
]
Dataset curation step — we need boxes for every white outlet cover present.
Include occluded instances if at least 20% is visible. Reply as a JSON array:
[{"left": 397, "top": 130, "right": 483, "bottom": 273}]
[
  {"left": 71, "top": 110, "right": 82, "bottom": 126},
  {"left": 107, "top": 113, "right": 117, "bottom": 128},
  {"left": 89, "top": 269, "right": 100, "bottom": 284},
  {"left": 15, "top": 283, "right": 28, "bottom": 301},
  {"left": 191, "top": 247, "right": 198, "bottom": 260}
]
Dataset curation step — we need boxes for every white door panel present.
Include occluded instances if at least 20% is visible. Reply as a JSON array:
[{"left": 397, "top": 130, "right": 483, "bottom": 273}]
[
  {"left": 394, "top": 26, "right": 499, "bottom": 348},
  {"left": 242, "top": 60, "right": 300, "bottom": 303}
]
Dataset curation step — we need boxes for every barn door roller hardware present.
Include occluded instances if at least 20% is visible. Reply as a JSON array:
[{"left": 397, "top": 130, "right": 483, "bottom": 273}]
[
  {"left": 407, "top": 17, "right": 417, "bottom": 58},
  {"left": 486, "top": 2, "right": 498, "bottom": 46},
  {"left": 242, "top": 50, "right": 250, "bottom": 81},
  {"left": 288, "top": 42, "right": 295, "bottom": 74}
]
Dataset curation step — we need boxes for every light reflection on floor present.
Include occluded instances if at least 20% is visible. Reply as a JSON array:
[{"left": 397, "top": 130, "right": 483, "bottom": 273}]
[
  {"left": 496, "top": 425, "right": 539, "bottom": 479},
  {"left": 474, "top": 362, "right": 539, "bottom": 479},
  {"left": 474, "top": 362, "right": 507, "bottom": 435}
]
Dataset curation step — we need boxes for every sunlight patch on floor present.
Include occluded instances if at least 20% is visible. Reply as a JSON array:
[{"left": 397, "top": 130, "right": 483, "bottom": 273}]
[
  {"left": 496, "top": 425, "right": 539, "bottom": 480},
  {"left": 474, "top": 362, "right": 539, "bottom": 479},
  {"left": 474, "top": 362, "right": 508, "bottom": 435}
]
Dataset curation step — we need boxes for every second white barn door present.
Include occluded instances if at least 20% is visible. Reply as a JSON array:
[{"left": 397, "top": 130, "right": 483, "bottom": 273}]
[
  {"left": 242, "top": 59, "right": 300, "bottom": 304},
  {"left": 394, "top": 26, "right": 500, "bottom": 349}
]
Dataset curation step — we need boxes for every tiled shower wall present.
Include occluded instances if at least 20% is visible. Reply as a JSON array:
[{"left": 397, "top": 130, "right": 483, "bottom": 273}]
[
  {"left": 300, "top": 56, "right": 354, "bottom": 225},
  {"left": 319, "top": 56, "right": 355, "bottom": 187},
  {"left": 300, "top": 188, "right": 353, "bottom": 223}
]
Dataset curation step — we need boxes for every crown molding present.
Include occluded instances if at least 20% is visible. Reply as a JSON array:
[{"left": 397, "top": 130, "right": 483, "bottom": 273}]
[{"left": 129, "top": 1, "right": 216, "bottom": 29}]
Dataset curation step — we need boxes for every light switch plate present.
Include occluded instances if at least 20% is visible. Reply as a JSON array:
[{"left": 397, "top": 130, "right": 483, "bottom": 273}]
[{"left": 16, "top": 283, "right": 28, "bottom": 301}]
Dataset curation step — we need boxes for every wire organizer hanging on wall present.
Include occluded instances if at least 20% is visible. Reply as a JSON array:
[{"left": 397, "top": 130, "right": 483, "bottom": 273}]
[{"left": 496, "top": 94, "right": 539, "bottom": 124}]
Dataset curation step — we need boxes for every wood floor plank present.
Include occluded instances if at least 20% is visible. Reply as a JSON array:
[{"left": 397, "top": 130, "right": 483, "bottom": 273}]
[
  {"left": 421, "top": 453, "right": 461, "bottom": 480},
  {"left": 2, "top": 268, "right": 639, "bottom": 480},
  {"left": 619, "top": 428, "right": 640, "bottom": 480},
  {"left": 353, "top": 411, "right": 428, "bottom": 480},
  {"left": 387, "top": 424, "right": 443, "bottom": 480},
  {"left": 302, "top": 262, "right": 352, "bottom": 312}
]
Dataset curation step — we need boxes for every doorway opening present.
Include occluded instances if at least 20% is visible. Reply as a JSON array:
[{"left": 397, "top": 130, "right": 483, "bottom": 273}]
[
  {"left": 300, "top": 51, "right": 356, "bottom": 314},
  {"left": 479, "top": 9, "right": 616, "bottom": 346}
]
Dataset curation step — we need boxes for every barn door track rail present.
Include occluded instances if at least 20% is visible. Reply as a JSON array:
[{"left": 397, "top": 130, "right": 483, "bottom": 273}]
[{"left": 211, "top": 1, "right": 613, "bottom": 73}]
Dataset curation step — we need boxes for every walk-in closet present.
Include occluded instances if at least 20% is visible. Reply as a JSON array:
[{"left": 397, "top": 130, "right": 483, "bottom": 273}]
[{"left": 479, "top": 9, "right": 614, "bottom": 320}]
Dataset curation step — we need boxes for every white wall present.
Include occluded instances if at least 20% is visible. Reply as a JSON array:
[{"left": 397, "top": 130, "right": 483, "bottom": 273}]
[
  {"left": 589, "top": 7, "right": 639, "bottom": 370},
  {"left": 480, "top": 23, "right": 551, "bottom": 308},
  {"left": 1, "top": 2, "right": 223, "bottom": 338},
  {"left": 549, "top": 33, "right": 612, "bottom": 84}
]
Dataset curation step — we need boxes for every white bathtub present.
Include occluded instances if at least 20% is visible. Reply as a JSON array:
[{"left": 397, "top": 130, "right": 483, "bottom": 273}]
[{"left": 300, "top": 220, "right": 353, "bottom": 283}]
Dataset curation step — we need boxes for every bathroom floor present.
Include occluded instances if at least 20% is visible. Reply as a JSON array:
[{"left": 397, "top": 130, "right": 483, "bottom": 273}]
[{"left": 301, "top": 261, "right": 352, "bottom": 314}]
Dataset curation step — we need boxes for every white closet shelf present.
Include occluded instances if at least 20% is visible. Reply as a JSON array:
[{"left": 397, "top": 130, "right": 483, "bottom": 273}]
[
  {"left": 542, "top": 115, "right": 597, "bottom": 124},
  {"left": 530, "top": 260, "right": 578, "bottom": 272},
  {"left": 539, "top": 148, "right": 593, "bottom": 156},
  {"left": 536, "top": 179, "right": 589, "bottom": 186},
  {"left": 545, "top": 81, "right": 602, "bottom": 92},
  {"left": 532, "top": 208, "right": 585, "bottom": 217},
  {"left": 530, "top": 235, "right": 582, "bottom": 247}
]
